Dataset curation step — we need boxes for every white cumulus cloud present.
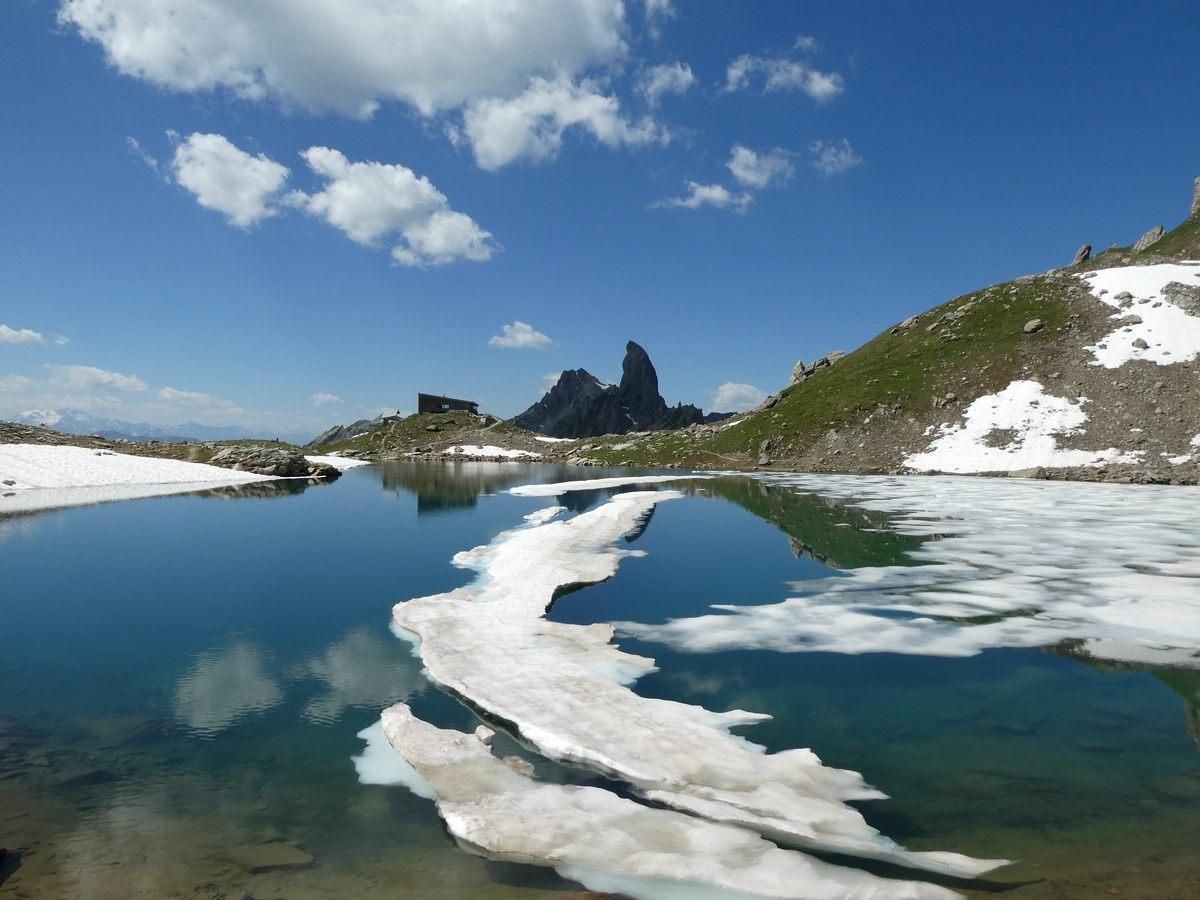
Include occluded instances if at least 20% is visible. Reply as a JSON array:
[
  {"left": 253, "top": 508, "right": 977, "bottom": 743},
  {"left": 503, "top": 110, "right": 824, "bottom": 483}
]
[
  {"left": 47, "top": 365, "right": 147, "bottom": 392},
  {"left": 727, "top": 145, "right": 794, "bottom": 189},
  {"left": 0, "top": 374, "right": 34, "bottom": 392},
  {"left": 288, "top": 147, "right": 497, "bottom": 267},
  {"left": 638, "top": 62, "right": 694, "bottom": 106},
  {"left": 170, "top": 132, "right": 290, "bottom": 228},
  {"left": 489, "top": 321, "right": 554, "bottom": 350},
  {"left": 310, "top": 392, "right": 344, "bottom": 406},
  {"left": 461, "top": 74, "right": 667, "bottom": 170},
  {"left": 809, "top": 138, "right": 863, "bottom": 175},
  {"left": 711, "top": 382, "right": 766, "bottom": 412},
  {"left": 653, "top": 181, "right": 752, "bottom": 213},
  {"left": 58, "top": 0, "right": 628, "bottom": 118},
  {"left": 0, "top": 324, "right": 46, "bottom": 344},
  {"left": 724, "top": 54, "right": 844, "bottom": 102}
]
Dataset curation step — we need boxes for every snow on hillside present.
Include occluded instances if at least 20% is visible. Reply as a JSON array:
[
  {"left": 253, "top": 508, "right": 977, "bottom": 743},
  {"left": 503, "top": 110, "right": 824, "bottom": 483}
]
[
  {"left": 1079, "top": 262, "right": 1200, "bottom": 367},
  {"left": 446, "top": 444, "right": 541, "bottom": 459},
  {"left": 303, "top": 454, "right": 371, "bottom": 471},
  {"left": 904, "top": 380, "right": 1139, "bottom": 473}
]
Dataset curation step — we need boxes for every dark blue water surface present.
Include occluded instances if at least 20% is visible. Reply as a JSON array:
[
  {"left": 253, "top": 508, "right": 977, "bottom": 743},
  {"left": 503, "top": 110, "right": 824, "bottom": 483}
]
[{"left": 0, "top": 462, "right": 1197, "bottom": 898}]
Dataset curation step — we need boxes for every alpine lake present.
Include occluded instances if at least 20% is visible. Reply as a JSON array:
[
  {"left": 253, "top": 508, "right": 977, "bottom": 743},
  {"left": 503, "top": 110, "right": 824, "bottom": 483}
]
[{"left": 1, "top": 461, "right": 1197, "bottom": 899}]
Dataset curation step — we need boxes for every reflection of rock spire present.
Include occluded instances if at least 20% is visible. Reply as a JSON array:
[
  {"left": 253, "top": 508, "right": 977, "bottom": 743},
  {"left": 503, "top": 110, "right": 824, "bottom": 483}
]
[{"left": 174, "top": 641, "right": 282, "bottom": 737}]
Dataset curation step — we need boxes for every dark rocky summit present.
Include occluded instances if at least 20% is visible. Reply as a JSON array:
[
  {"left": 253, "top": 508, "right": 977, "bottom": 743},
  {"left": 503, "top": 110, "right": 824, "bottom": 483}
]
[{"left": 512, "top": 341, "right": 717, "bottom": 438}]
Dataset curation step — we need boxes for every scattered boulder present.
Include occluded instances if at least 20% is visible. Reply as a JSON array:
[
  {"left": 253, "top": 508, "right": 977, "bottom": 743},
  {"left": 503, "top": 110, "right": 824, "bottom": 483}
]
[
  {"left": 1133, "top": 338, "right": 1150, "bottom": 350},
  {"left": 898, "top": 315, "right": 919, "bottom": 329},
  {"left": 1131, "top": 225, "right": 1165, "bottom": 252},
  {"left": 1072, "top": 243, "right": 1091, "bottom": 265},
  {"left": 790, "top": 350, "right": 846, "bottom": 385},
  {"left": 208, "top": 446, "right": 338, "bottom": 479},
  {"left": 1163, "top": 281, "right": 1200, "bottom": 315},
  {"left": 1023, "top": 319, "right": 1045, "bottom": 334},
  {"left": 1193, "top": 176, "right": 1200, "bottom": 218}
]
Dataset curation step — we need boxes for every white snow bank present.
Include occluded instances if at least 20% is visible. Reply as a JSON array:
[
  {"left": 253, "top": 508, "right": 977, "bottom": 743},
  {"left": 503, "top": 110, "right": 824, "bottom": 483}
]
[
  {"left": 447, "top": 445, "right": 541, "bottom": 459},
  {"left": 533, "top": 436, "right": 576, "bottom": 443},
  {"left": 370, "top": 703, "right": 960, "bottom": 900},
  {"left": 1078, "top": 263, "right": 1200, "bottom": 367},
  {"left": 304, "top": 454, "right": 370, "bottom": 470},
  {"left": 904, "top": 380, "right": 1140, "bottom": 473},
  {"left": 510, "top": 474, "right": 707, "bottom": 496},
  {"left": 391, "top": 489, "right": 1004, "bottom": 880},
  {"left": 0, "top": 444, "right": 274, "bottom": 514},
  {"left": 619, "top": 473, "right": 1200, "bottom": 670}
]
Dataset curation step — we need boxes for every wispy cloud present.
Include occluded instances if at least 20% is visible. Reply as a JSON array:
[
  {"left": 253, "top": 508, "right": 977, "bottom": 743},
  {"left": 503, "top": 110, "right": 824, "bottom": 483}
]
[
  {"left": 653, "top": 181, "right": 753, "bottom": 213},
  {"left": 809, "top": 139, "right": 863, "bottom": 175},
  {"left": 0, "top": 324, "right": 46, "bottom": 345},
  {"left": 727, "top": 145, "right": 794, "bottom": 189},
  {"left": 309, "top": 392, "right": 344, "bottom": 406},
  {"left": 638, "top": 62, "right": 695, "bottom": 107}
]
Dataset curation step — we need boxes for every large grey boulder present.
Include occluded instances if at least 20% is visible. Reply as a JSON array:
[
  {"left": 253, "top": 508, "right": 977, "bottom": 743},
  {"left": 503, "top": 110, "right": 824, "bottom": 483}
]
[
  {"left": 1072, "top": 243, "right": 1091, "bottom": 265},
  {"left": 1132, "top": 225, "right": 1165, "bottom": 252},
  {"left": 208, "top": 446, "right": 338, "bottom": 479},
  {"left": 790, "top": 350, "right": 846, "bottom": 385},
  {"left": 1192, "top": 177, "right": 1200, "bottom": 218}
]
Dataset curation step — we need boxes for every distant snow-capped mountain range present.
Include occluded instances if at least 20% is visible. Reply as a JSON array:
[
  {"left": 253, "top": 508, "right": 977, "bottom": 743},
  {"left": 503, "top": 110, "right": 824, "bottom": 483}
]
[{"left": 15, "top": 409, "right": 311, "bottom": 444}]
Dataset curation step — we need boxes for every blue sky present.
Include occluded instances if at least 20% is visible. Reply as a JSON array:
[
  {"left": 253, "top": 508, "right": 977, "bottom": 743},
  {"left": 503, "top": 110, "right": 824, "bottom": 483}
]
[{"left": 3, "top": 0, "right": 1199, "bottom": 436}]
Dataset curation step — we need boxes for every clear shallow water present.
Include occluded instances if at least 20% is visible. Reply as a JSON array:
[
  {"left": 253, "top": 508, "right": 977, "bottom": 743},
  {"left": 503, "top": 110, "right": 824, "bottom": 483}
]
[{"left": 0, "top": 462, "right": 1197, "bottom": 898}]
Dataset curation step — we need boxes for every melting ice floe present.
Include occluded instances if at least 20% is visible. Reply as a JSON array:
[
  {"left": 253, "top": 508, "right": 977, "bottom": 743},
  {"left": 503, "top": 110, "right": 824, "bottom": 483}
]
[
  {"left": 1078, "top": 263, "right": 1200, "bottom": 367},
  {"left": 509, "top": 474, "right": 709, "bottom": 496},
  {"left": 385, "top": 482, "right": 1006, "bottom": 885},
  {"left": 362, "top": 704, "right": 962, "bottom": 900},
  {"left": 618, "top": 474, "right": 1200, "bottom": 669},
  {"left": 903, "top": 380, "right": 1139, "bottom": 473}
]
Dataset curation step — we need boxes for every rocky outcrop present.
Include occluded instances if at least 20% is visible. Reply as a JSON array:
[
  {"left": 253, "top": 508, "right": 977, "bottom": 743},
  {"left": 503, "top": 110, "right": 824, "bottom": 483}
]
[
  {"left": 1132, "top": 225, "right": 1165, "bottom": 252},
  {"left": 1072, "top": 243, "right": 1092, "bottom": 265},
  {"left": 512, "top": 341, "right": 708, "bottom": 438},
  {"left": 309, "top": 411, "right": 405, "bottom": 447},
  {"left": 1193, "top": 177, "right": 1200, "bottom": 218},
  {"left": 789, "top": 350, "right": 846, "bottom": 386},
  {"left": 208, "top": 446, "right": 339, "bottom": 479}
]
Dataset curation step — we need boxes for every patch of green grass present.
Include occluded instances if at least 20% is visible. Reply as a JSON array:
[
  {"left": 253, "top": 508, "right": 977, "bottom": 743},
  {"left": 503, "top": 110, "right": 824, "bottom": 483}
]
[{"left": 704, "top": 275, "right": 1075, "bottom": 457}]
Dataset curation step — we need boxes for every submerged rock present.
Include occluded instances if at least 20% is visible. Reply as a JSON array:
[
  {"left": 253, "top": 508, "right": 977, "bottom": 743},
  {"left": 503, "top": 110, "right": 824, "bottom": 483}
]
[{"left": 222, "top": 842, "right": 314, "bottom": 874}]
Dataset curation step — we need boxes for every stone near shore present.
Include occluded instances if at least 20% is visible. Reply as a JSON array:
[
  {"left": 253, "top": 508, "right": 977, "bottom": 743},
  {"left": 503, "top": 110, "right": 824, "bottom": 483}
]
[{"left": 208, "top": 446, "right": 339, "bottom": 479}]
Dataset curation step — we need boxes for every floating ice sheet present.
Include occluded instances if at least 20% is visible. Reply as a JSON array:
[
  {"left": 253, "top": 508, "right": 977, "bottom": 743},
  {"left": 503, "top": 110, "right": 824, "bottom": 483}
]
[
  {"left": 903, "top": 380, "right": 1139, "bottom": 473},
  {"left": 1079, "top": 263, "right": 1200, "bottom": 367},
  {"left": 391, "top": 479, "right": 1004, "bottom": 879},
  {"left": 619, "top": 474, "right": 1200, "bottom": 669},
  {"left": 509, "top": 474, "right": 708, "bottom": 496},
  {"left": 373, "top": 703, "right": 963, "bottom": 900}
]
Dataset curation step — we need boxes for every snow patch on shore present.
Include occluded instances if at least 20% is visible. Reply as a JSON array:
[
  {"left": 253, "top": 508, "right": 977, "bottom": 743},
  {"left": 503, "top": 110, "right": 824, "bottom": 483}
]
[
  {"left": 0, "top": 443, "right": 275, "bottom": 513},
  {"left": 904, "top": 380, "right": 1139, "bottom": 473},
  {"left": 1079, "top": 263, "right": 1200, "bottom": 367},
  {"left": 304, "top": 454, "right": 370, "bottom": 470},
  {"left": 447, "top": 445, "right": 541, "bottom": 459},
  {"left": 389, "top": 481, "right": 1003, "bottom": 880},
  {"left": 619, "top": 474, "right": 1200, "bottom": 669},
  {"left": 533, "top": 436, "right": 576, "bottom": 443},
  {"left": 372, "top": 703, "right": 961, "bottom": 900}
]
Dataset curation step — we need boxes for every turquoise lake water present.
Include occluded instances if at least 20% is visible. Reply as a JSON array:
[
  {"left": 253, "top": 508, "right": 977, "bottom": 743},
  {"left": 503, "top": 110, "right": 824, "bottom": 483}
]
[{"left": 0, "top": 462, "right": 1197, "bottom": 898}]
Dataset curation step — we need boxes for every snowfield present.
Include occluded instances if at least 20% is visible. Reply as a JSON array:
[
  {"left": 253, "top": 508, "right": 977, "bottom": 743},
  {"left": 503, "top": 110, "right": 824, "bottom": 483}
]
[
  {"left": 0, "top": 443, "right": 275, "bottom": 513},
  {"left": 1079, "top": 262, "right": 1200, "bottom": 367},
  {"left": 303, "top": 454, "right": 371, "bottom": 470},
  {"left": 904, "top": 380, "right": 1140, "bottom": 473}
]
